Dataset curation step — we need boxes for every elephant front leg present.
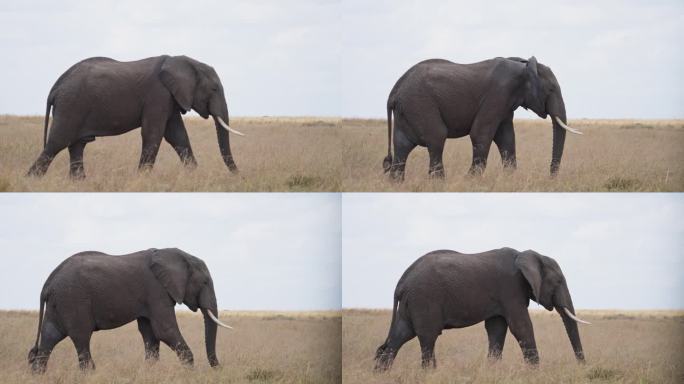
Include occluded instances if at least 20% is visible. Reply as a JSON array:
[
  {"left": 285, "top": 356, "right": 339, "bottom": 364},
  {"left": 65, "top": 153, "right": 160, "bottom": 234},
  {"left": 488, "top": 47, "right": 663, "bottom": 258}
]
[
  {"left": 427, "top": 140, "right": 446, "bottom": 179},
  {"left": 139, "top": 116, "right": 167, "bottom": 171},
  {"left": 468, "top": 139, "right": 494, "bottom": 175},
  {"left": 151, "top": 316, "right": 194, "bottom": 366},
  {"left": 164, "top": 112, "right": 197, "bottom": 167},
  {"left": 507, "top": 312, "right": 539, "bottom": 365},
  {"left": 137, "top": 318, "right": 160, "bottom": 361},
  {"left": 493, "top": 116, "right": 517, "bottom": 170},
  {"left": 485, "top": 316, "right": 508, "bottom": 360}
]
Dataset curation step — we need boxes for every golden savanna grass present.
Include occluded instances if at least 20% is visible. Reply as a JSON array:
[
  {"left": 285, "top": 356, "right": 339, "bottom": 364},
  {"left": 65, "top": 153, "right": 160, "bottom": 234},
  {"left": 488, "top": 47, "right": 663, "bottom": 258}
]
[
  {"left": 343, "top": 309, "right": 684, "bottom": 384},
  {"left": 341, "top": 119, "right": 684, "bottom": 191},
  {"left": 0, "top": 310, "right": 341, "bottom": 384},
  {"left": 0, "top": 115, "right": 340, "bottom": 192}
]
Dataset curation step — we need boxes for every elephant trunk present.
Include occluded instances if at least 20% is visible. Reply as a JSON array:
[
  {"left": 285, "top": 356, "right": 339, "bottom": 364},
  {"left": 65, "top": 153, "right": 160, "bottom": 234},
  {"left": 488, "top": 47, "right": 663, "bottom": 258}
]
[
  {"left": 199, "top": 285, "right": 220, "bottom": 367},
  {"left": 554, "top": 285, "right": 585, "bottom": 362},
  {"left": 549, "top": 94, "right": 567, "bottom": 176},
  {"left": 211, "top": 101, "right": 238, "bottom": 173},
  {"left": 202, "top": 309, "right": 219, "bottom": 367}
]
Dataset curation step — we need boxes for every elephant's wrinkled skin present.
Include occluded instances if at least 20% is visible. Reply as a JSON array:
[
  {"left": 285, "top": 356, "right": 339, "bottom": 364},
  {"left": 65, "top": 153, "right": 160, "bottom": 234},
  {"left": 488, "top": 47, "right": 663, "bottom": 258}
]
[
  {"left": 383, "top": 57, "right": 582, "bottom": 181},
  {"left": 375, "top": 248, "right": 588, "bottom": 370},
  {"left": 27, "top": 55, "right": 241, "bottom": 178},
  {"left": 28, "top": 248, "right": 231, "bottom": 373}
]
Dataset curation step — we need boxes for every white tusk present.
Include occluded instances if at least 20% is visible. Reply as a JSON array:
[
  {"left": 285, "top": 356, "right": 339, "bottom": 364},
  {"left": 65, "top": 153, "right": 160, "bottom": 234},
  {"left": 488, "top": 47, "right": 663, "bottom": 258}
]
[
  {"left": 216, "top": 116, "right": 246, "bottom": 137},
  {"left": 554, "top": 116, "right": 583, "bottom": 135},
  {"left": 207, "top": 309, "right": 234, "bottom": 329},
  {"left": 563, "top": 307, "right": 591, "bottom": 325}
]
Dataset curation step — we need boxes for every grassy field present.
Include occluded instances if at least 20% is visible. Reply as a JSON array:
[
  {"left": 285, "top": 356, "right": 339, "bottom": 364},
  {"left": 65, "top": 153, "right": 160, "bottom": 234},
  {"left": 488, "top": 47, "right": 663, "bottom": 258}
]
[
  {"left": 341, "top": 119, "right": 684, "bottom": 191},
  {"left": 343, "top": 309, "right": 684, "bottom": 384},
  {"left": 2, "top": 116, "right": 682, "bottom": 192},
  {"left": 0, "top": 310, "right": 341, "bottom": 384},
  {"left": 0, "top": 115, "right": 340, "bottom": 192}
]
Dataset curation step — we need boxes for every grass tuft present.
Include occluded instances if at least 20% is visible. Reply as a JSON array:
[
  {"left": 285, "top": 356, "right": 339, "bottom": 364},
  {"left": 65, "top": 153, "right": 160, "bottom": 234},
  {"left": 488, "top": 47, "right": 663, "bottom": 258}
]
[
  {"left": 604, "top": 177, "right": 641, "bottom": 191},
  {"left": 587, "top": 366, "right": 622, "bottom": 381},
  {"left": 246, "top": 367, "right": 281, "bottom": 382}
]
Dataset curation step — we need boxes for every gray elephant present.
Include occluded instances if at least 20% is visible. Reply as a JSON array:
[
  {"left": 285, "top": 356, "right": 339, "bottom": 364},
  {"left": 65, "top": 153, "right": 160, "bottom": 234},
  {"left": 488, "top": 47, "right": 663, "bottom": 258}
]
[
  {"left": 27, "top": 55, "right": 244, "bottom": 178},
  {"left": 374, "top": 248, "right": 589, "bottom": 370},
  {"left": 28, "top": 248, "right": 233, "bottom": 373},
  {"left": 383, "top": 57, "right": 582, "bottom": 181}
]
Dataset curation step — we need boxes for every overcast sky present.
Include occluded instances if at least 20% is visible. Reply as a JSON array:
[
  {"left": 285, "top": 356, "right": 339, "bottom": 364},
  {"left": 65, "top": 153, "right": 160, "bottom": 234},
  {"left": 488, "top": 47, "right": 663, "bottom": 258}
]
[
  {"left": 1, "top": 0, "right": 682, "bottom": 118},
  {"left": 342, "top": 193, "right": 684, "bottom": 310},
  {"left": 0, "top": 193, "right": 340, "bottom": 311}
]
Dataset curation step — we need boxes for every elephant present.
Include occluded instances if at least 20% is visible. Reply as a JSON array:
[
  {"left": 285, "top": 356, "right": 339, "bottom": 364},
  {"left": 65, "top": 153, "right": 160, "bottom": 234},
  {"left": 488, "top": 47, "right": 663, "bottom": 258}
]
[
  {"left": 374, "top": 248, "right": 589, "bottom": 370},
  {"left": 26, "top": 55, "right": 245, "bottom": 179},
  {"left": 27, "top": 248, "right": 233, "bottom": 373},
  {"left": 382, "top": 56, "right": 583, "bottom": 181}
]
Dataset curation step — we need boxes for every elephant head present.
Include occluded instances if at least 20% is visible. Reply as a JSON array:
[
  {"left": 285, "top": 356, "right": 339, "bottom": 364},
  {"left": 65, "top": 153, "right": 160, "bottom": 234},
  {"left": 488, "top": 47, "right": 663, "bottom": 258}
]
[
  {"left": 518, "top": 57, "right": 583, "bottom": 175},
  {"left": 149, "top": 248, "right": 232, "bottom": 367},
  {"left": 160, "top": 56, "right": 244, "bottom": 173},
  {"left": 515, "top": 250, "right": 589, "bottom": 362}
]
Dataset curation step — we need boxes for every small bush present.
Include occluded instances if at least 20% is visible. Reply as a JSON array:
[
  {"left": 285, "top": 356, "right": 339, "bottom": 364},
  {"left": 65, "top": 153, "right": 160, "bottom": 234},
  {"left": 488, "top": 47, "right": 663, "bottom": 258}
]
[
  {"left": 286, "top": 175, "right": 322, "bottom": 190},
  {"left": 587, "top": 366, "right": 622, "bottom": 381},
  {"left": 604, "top": 177, "right": 640, "bottom": 191},
  {"left": 246, "top": 368, "right": 281, "bottom": 382}
]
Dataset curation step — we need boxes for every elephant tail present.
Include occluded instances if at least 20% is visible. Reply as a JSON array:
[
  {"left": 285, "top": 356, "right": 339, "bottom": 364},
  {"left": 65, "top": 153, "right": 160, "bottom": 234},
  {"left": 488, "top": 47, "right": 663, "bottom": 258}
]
[
  {"left": 33, "top": 289, "right": 47, "bottom": 349},
  {"left": 381, "top": 292, "right": 400, "bottom": 346},
  {"left": 383, "top": 104, "right": 393, "bottom": 173},
  {"left": 42, "top": 97, "right": 53, "bottom": 149}
]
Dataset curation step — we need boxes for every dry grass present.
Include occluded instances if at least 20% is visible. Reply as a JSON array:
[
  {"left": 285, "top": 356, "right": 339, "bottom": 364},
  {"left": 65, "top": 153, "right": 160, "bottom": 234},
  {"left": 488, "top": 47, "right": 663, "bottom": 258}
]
[
  {"left": 0, "top": 310, "right": 341, "bottom": 384},
  {"left": 341, "top": 119, "right": 684, "bottom": 191},
  {"left": 343, "top": 309, "right": 684, "bottom": 384},
  {"left": 0, "top": 115, "right": 340, "bottom": 192}
]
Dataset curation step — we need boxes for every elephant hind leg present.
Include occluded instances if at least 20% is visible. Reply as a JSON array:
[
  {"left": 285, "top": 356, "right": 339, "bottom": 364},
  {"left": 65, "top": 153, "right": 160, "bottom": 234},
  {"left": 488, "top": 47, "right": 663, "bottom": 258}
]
[
  {"left": 68, "top": 139, "right": 91, "bottom": 179},
  {"left": 137, "top": 317, "right": 160, "bottom": 361},
  {"left": 389, "top": 124, "right": 417, "bottom": 182},
  {"left": 70, "top": 331, "right": 95, "bottom": 371},
  {"left": 485, "top": 316, "right": 508, "bottom": 360},
  {"left": 418, "top": 333, "right": 438, "bottom": 369},
  {"left": 374, "top": 316, "right": 415, "bottom": 371},
  {"left": 29, "top": 318, "right": 66, "bottom": 374},
  {"left": 27, "top": 143, "right": 68, "bottom": 177}
]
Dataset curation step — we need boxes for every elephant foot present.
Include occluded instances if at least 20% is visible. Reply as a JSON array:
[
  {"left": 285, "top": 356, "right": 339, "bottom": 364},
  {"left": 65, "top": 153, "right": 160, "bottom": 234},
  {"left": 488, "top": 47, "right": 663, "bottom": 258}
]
[
  {"left": 26, "top": 166, "right": 47, "bottom": 178},
  {"left": 467, "top": 166, "right": 485, "bottom": 177},
  {"left": 428, "top": 168, "right": 445, "bottom": 179},
  {"left": 69, "top": 169, "right": 86, "bottom": 180},
  {"left": 382, "top": 155, "right": 392, "bottom": 173}
]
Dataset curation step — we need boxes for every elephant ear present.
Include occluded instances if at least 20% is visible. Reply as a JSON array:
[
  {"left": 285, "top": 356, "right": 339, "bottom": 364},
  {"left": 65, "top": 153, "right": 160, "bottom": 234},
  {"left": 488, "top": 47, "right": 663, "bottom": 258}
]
[
  {"left": 523, "top": 56, "right": 544, "bottom": 113},
  {"left": 150, "top": 249, "right": 189, "bottom": 304},
  {"left": 515, "top": 251, "right": 542, "bottom": 302},
  {"left": 160, "top": 56, "right": 197, "bottom": 113}
]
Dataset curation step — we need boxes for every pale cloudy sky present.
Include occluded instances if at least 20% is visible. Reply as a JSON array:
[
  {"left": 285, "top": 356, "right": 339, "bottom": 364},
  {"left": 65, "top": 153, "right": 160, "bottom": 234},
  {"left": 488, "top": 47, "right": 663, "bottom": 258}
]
[
  {"left": 1, "top": 0, "right": 682, "bottom": 118},
  {"left": 342, "top": 193, "right": 684, "bottom": 310},
  {"left": 0, "top": 193, "right": 341, "bottom": 311}
]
